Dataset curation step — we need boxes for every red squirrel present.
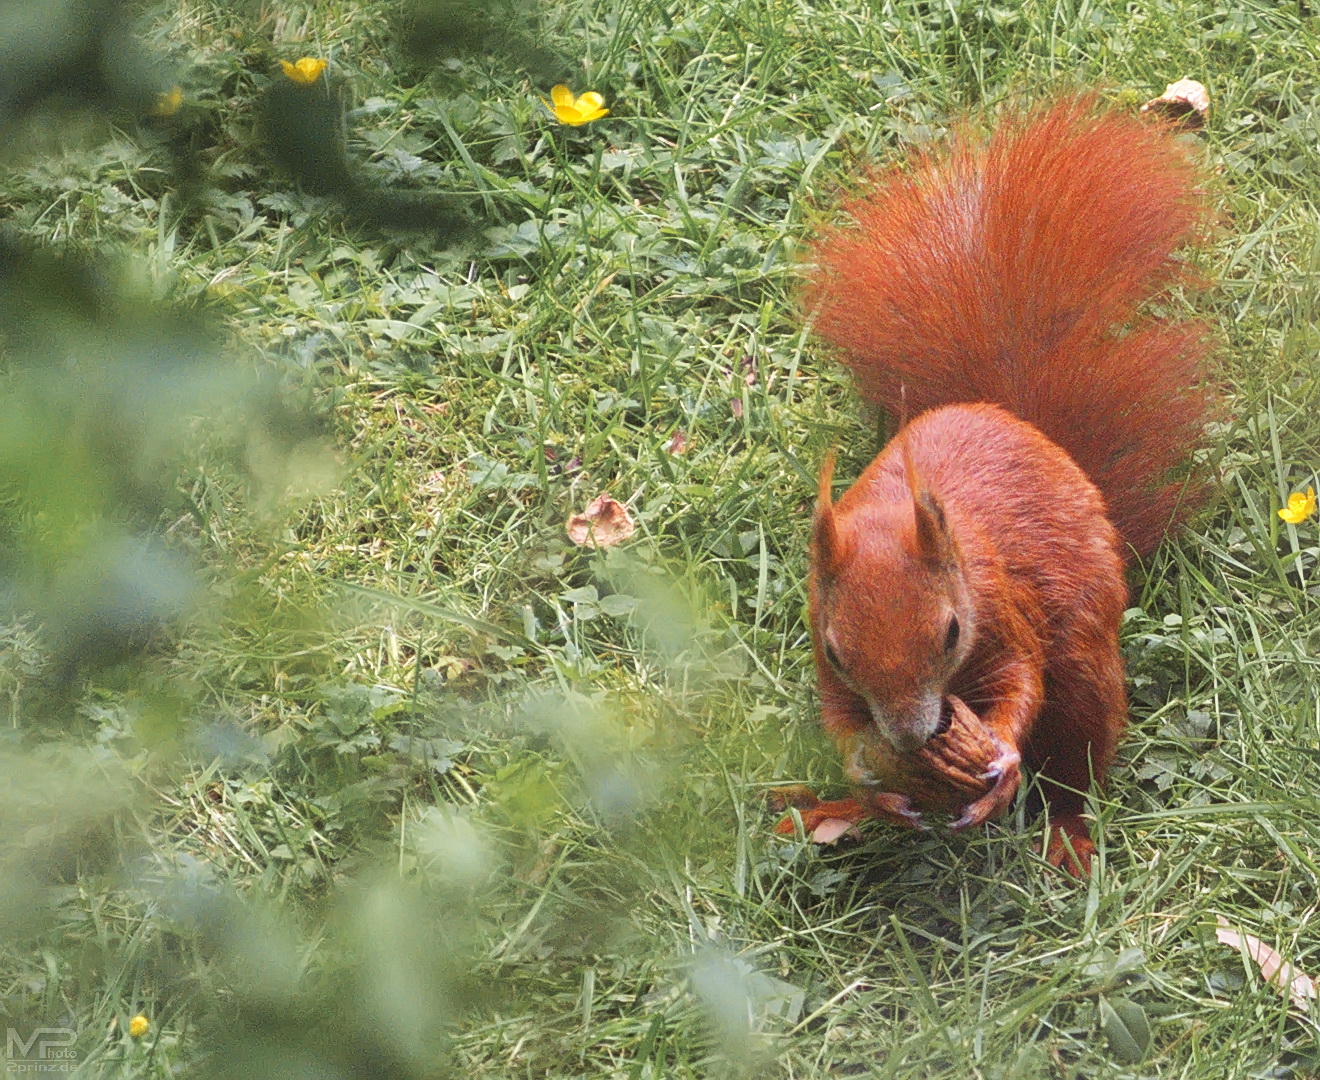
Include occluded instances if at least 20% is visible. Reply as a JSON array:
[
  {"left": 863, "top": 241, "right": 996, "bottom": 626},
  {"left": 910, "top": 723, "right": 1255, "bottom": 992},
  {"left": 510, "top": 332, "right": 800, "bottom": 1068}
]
[{"left": 778, "top": 96, "right": 1215, "bottom": 874}]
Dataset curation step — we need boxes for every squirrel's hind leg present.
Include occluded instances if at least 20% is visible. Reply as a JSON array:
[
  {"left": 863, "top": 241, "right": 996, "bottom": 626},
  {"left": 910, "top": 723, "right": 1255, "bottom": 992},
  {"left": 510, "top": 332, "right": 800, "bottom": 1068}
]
[{"left": 1028, "top": 647, "right": 1128, "bottom": 876}]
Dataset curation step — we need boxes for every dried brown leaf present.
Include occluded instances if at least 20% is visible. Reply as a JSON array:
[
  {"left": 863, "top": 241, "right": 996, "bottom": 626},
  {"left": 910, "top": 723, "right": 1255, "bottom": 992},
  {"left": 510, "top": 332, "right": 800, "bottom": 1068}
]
[
  {"left": 1141, "top": 79, "right": 1210, "bottom": 128},
  {"left": 566, "top": 494, "right": 635, "bottom": 548},
  {"left": 740, "top": 354, "right": 758, "bottom": 387},
  {"left": 810, "top": 818, "right": 862, "bottom": 845},
  {"left": 1215, "top": 916, "right": 1319, "bottom": 1010}
]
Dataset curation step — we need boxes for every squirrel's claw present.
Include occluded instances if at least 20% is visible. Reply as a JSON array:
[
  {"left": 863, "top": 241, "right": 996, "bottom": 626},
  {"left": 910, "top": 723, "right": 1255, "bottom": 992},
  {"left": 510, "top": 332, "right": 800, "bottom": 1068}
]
[
  {"left": 868, "top": 791, "right": 930, "bottom": 831},
  {"left": 949, "top": 738, "right": 1021, "bottom": 831}
]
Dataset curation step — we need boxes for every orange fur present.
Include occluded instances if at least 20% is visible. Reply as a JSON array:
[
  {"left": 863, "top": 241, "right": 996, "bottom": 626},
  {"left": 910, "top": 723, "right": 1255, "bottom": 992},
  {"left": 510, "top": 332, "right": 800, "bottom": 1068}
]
[
  {"left": 799, "top": 97, "right": 1215, "bottom": 874},
  {"left": 804, "top": 95, "right": 1213, "bottom": 556}
]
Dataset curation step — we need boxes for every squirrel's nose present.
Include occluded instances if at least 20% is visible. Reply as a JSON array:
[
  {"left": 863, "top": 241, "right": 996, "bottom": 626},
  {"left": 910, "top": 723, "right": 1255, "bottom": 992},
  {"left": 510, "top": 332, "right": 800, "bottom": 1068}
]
[{"left": 870, "top": 692, "right": 946, "bottom": 751}]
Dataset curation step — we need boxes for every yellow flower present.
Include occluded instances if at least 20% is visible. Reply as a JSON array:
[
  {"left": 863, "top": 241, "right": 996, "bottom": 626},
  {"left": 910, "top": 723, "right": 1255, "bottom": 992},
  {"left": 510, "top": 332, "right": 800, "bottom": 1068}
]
[
  {"left": 128, "top": 1015, "right": 149, "bottom": 1038},
  {"left": 153, "top": 86, "right": 182, "bottom": 116},
  {"left": 281, "top": 57, "right": 328, "bottom": 85},
  {"left": 542, "top": 85, "right": 608, "bottom": 126},
  {"left": 1279, "top": 486, "right": 1317, "bottom": 524}
]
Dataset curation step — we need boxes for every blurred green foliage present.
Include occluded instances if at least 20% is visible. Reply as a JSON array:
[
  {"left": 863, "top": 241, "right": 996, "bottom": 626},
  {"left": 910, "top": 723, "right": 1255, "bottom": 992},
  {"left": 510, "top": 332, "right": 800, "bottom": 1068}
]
[{"left": 0, "top": 3, "right": 772, "bottom": 1078}]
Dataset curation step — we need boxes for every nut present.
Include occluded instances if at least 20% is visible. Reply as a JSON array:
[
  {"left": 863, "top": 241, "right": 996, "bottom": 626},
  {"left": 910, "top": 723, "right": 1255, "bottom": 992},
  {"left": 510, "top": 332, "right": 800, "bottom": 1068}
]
[{"left": 859, "top": 695, "right": 998, "bottom": 813}]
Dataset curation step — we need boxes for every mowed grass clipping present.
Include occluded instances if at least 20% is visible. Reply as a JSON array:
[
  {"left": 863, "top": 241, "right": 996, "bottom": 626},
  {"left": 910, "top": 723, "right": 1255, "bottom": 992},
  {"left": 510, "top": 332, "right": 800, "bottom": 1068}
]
[{"left": 3, "top": 0, "right": 1320, "bottom": 1076}]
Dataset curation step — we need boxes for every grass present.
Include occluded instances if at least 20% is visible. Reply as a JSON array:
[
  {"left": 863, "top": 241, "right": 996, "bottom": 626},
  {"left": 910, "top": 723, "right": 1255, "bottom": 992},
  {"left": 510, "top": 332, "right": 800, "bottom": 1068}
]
[{"left": 3, "top": 0, "right": 1320, "bottom": 1076}]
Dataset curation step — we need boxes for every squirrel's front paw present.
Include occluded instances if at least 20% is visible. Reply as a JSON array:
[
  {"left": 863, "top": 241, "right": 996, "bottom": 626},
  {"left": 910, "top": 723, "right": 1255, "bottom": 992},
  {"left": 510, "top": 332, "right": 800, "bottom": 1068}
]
[
  {"left": 772, "top": 794, "right": 870, "bottom": 841},
  {"left": 770, "top": 788, "right": 927, "bottom": 839},
  {"left": 948, "top": 738, "right": 1021, "bottom": 831}
]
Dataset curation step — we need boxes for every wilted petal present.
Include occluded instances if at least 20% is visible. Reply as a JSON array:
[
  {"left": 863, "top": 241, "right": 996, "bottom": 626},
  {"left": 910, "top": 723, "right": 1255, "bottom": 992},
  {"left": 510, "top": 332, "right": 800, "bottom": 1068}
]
[{"left": 566, "top": 494, "right": 635, "bottom": 548}]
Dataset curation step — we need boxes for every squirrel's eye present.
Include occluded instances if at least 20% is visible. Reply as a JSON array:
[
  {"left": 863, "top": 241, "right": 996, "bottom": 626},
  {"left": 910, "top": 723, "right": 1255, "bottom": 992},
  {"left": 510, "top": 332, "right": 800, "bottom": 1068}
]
[
  {"left": 823, "top": 641, "right": 844, "bottom": 672},
  {"left": 943, "top": 615, "right": 960, "bottom": 654}
]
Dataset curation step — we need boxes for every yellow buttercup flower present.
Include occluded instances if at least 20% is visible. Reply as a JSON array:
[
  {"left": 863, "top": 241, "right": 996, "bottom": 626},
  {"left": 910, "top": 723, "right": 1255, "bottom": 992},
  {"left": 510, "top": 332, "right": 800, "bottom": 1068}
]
[
  {"left": 281, "top": 57, "right": 328, "bottom": 85},
  {"left": 128, "top": 1015, "right": 149, "bottom": 1038},
  {"left": 1278, "top": 486, "right": 1317, "bottom": 524},
  {"left": 153, "top": 86, "right": 182, "bottom": 116},
  {"left": 542, "top": 85, "right": 608, "bottom": 126}
]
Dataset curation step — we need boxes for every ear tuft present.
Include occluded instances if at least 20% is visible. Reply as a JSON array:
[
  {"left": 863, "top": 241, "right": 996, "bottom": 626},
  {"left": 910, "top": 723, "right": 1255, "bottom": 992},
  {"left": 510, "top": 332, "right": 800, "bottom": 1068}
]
[
  {"left": 902, "top": 448, "right": 956, "bottom": 567},
  {"left": 812, "top": 452, "right": 844, "bottom": 578},
  {"left": 912, "top": 488, "right": 955, "bottom": 566}
]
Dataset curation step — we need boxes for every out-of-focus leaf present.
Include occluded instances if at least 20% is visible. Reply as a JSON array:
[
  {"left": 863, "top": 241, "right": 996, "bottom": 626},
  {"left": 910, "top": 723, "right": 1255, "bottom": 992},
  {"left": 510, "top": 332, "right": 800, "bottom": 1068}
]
[{"left": 1098, "top": 995, "right": 1151, "bottom": 1064}]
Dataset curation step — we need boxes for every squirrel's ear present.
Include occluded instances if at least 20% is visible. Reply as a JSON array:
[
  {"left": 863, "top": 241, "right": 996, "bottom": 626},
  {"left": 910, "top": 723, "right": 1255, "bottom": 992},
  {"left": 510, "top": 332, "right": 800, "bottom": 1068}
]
[
  {"left": 903, "top": 446, "right": 956, "bottom": 567},
  {"left": 812, "top": 452, "right": 846, "bottom": 577},
  {"left": 911, "top": 487, "right": 956, "bottom": 567}
]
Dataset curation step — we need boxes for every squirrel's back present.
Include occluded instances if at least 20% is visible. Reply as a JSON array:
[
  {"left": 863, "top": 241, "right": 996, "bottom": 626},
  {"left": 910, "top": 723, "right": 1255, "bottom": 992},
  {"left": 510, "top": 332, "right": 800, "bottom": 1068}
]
[{"left": 803, "top": 96, "right": 1215, "bottom": 556}]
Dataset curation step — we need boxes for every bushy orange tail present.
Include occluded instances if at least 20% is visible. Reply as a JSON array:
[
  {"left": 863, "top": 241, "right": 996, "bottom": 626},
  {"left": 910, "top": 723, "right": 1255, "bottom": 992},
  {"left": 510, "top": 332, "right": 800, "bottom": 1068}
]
[{"left": 804, "top": 96, "right": 1215, "bottom": 556}]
